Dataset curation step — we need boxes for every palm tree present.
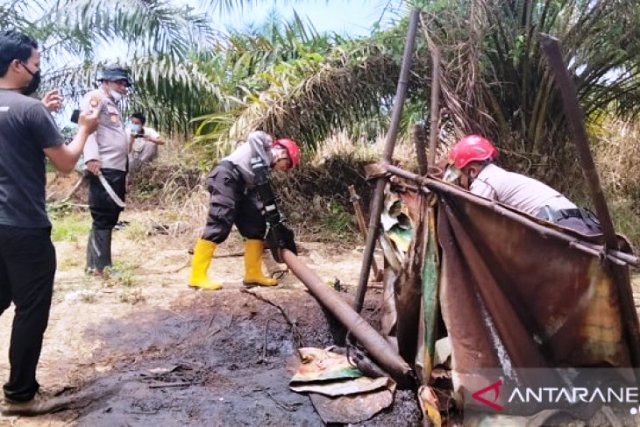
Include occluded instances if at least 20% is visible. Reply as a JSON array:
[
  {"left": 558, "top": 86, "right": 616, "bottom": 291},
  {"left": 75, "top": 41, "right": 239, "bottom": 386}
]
[
  {"left": 192, "top": 10, "right": 370, "bottom": 155},
  {"left": 2, "top": 0, "right": 219, "bottom": 135},
  {"left": 9, "top": 0, "right": 639, "bottom": 179},
  {"left": 428, "top": 1, "right": 639, "bottom": 159},
  {"left": 193, "top": 1, "right": 409, "bottom": 154},
  {"left": 194, "top": 0, "right": 640, "bottom": 185}
]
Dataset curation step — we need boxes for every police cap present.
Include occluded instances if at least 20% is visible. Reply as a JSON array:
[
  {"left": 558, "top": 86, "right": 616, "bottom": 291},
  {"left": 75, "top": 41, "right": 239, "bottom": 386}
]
[{"left": 98, "top": 64, "right": 132, "bottom": 86}]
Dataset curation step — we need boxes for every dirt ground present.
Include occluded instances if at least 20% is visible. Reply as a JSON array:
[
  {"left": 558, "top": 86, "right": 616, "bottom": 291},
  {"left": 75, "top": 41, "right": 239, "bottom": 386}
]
[
  {"left": 2, "top": 174, "right": 639, "bottom": 426},
  {"left": 0, "top": 206, "right": 420, "bottom": 427}
]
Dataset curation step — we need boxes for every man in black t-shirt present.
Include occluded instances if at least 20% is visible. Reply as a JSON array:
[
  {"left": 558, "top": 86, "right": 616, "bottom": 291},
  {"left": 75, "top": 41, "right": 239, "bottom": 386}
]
[{"left": 0, "top": 30, "right": 98, "bottom": 415}]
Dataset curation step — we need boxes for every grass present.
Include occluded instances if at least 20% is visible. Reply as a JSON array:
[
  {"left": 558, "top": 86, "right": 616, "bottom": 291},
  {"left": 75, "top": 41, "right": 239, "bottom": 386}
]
[
  {"left": 50, "top": 210, "right": 91, "bottom": 242},
  {"left": 592, "top": 117, "right": 640, "bottom": 251},
  {"left": 58, "top": 256, "right": 82, "bottom": 272},
  {"left": 104, "top": 261, "right": 146, "bottom": 304},
  {"left": 105, "top": 261, "right": 137, "bottom": 287},
  {"left": 320, "top": 199, "right": 356, "bottom": 239},
  {"left": 608, "top": 199, "right": 640, "bottom": 252},
  {"left": 119, "top": 288, "right": 145, "bottom": 304},
  {"left": 122, "top": 220, "right": 148, "bottom": 241}
]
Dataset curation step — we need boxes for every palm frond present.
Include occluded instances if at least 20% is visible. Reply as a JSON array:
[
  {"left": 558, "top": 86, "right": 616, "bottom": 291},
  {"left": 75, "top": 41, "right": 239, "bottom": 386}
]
[{"left": 44, "top": 0, "right": 217, "bottom": 61}]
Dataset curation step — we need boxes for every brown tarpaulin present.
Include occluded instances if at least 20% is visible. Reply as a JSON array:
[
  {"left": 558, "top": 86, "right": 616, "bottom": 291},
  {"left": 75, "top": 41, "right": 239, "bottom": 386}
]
[
  {"left": 378, "top": 175, "right": 639, "bottom": 418},
  {"left": 435, "top": 188, "right": 633, "bottom": 377}
]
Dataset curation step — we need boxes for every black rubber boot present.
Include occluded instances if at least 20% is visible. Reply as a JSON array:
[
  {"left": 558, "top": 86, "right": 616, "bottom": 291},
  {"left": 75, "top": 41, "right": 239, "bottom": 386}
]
[
  {"left": 86, "top": 228, "right": 112, "bottom": 274},
  {"left": 85, "top": 228, "right": 97, "bottom": 273}
]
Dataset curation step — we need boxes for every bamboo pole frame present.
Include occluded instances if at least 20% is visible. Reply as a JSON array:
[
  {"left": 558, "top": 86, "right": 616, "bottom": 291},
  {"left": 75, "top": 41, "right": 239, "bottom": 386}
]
[{"left": 353, "top": 9, "right": 421, "bottom": 313}]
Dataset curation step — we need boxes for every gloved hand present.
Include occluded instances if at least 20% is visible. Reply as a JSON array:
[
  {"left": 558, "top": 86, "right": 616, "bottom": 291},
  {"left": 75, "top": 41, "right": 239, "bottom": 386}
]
[{"left": 266, "top": 222, "right": 297, "bottom": 263}]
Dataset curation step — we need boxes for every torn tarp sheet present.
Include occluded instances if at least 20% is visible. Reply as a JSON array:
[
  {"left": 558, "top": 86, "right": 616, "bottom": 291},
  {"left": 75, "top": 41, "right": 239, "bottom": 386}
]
[{"left": 434, "top": 188, "right": 634, "bottom": 383}]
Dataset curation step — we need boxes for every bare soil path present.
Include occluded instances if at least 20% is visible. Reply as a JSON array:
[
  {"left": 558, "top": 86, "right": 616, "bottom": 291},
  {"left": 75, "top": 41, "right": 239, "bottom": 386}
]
[{"left": 0, "top": 209, "right": 420, "bottom": 426}]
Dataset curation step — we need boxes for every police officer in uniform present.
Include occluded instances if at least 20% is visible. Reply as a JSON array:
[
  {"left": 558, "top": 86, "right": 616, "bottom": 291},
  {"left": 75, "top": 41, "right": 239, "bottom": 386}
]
[
  {"left": 82, "top": 65, "right": 131, "bottom": 276},
  {"left": 445, "top": 135, "right": 601, "bottom": 235}
]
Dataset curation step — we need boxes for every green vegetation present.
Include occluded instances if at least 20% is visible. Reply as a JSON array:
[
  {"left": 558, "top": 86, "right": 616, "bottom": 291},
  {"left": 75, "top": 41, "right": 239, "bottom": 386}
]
[
  {"left": 609, "top": 200, "right": 640, "bottom": 251},
  {"left": 106, "top": 262, "right": 146, "bottom": 304},
  {"left": 50, "top": 209, "right": 91, "bottom": 242},
  {"left": 122, "top": 221, "right": 148, "bottom": 242},
  {"left": 5, "top": 1, "right": 635, "bottom": 169},
  {"left": 593, "top": 118, "right": 640, "bottom": 250},
  {"left": 5, "top": 1, "right": 638, "bottom": 247},
  {"left": 105, "top": 261, "right": 138, "bottom": 288},
  {"left": 321, "top": 200, "right": 356, "bottom": 240}
]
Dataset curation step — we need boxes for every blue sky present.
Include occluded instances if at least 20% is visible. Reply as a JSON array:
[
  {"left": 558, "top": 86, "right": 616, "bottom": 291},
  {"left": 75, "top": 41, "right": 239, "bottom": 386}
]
[
  {"left": 97, "top": 1, "right": 399, "bottom": 63},
  {"left": 207, "top": 0, "right": 398, "bottom": 37}
]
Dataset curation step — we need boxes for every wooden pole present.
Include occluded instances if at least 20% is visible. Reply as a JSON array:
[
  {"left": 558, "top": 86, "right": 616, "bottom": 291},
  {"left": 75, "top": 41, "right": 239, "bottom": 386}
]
[
  {"left": 353, "top": 9, "right": 421, "bottom": 313},
  {"left": 413, "top": 123, "right": 428, "bottom": 175},
  {"left": 540, "top": 34, "right": 640, "bottom": 367},
  {"left": 349, "top": 186, "right": 382, "bottom": 281},
  {"left": 427, "top": 46, "right": 441, "bottom": 167}
]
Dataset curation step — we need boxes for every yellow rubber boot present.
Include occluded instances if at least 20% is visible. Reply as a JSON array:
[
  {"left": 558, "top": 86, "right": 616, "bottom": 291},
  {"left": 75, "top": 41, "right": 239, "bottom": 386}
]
[
  {"left": 188, "top": 238, "right": 222, "bottom": 290},
  {"left": 243, "top": 239, "right": 277, "bottom": 287}
]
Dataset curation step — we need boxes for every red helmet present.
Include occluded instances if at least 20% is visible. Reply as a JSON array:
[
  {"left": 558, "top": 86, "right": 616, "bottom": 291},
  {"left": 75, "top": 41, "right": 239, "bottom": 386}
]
[
  {"left": 448, "top": 135, "right": 498, "bottom": 169},
  {"left": 274, "top": 138, "right": 300, "bottom": 169}
]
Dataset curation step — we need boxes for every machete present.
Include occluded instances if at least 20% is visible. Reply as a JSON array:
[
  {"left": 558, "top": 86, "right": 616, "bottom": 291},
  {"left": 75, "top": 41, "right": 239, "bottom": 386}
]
[{"left": 97, "top": 172, "right": 125, "bottom": 208}]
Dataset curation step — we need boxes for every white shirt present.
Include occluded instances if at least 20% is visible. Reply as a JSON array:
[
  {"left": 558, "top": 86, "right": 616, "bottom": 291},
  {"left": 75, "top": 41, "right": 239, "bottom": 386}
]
[
  {"left": 470, "top": 163, "right": 576, "bottom": 216},
  {"left": 222, "top": 131, "right": 273, "bottom": 188},
  {"left": 131, "top": 126, "right": 161, "bottom": 154},
  {"left": 81, "top": 88, "right": 128, "bottom": 171}
]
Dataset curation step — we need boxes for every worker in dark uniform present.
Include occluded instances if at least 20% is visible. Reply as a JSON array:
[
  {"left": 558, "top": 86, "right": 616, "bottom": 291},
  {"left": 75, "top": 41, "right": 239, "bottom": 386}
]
[
  {"left": 189, "top": 131, "right": 301, "bottom": 290},
  {"left": 81, "top": 64, "right": 132, "bottom": 276}
]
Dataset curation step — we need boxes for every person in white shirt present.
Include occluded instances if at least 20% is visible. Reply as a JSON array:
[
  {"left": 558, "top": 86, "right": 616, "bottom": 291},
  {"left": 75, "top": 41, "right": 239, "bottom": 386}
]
[
  {"left": 444, "top": 134, "right": 601, "bottom": 235},
  {"left": 127, "top": 112, "right": 164, "bottom": 177}
]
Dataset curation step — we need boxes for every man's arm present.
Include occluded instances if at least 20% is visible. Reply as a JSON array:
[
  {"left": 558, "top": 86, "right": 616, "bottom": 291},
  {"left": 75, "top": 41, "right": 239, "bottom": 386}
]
[
  {"left": 44, "top": 109, "right": 100, "bottom": 173},
  {"left": 79, "top": 93, "right": 103, "bottom": 175},
  {"left": 247, "top": 131, "right": 272, "bottom": 165},
  {"left": 144, "top": 128, "right": 164, "bottom": 145}
]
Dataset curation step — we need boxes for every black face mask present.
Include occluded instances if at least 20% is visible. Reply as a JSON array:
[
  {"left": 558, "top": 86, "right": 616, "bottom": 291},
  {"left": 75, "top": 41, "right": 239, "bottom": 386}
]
[{"left": 20, "top": 62, "right": 41, "bottom": 96}]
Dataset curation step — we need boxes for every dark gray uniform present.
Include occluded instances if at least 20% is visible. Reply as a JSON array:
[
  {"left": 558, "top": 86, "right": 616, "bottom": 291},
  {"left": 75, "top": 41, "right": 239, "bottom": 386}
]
[
  {"left": 0, "top": 89, "right": 63, "bottom": 402},
  {"left": 81, "top": 89, "right": 128, "bottom": 272},
  {"left": 202, "top": 131, "right": 273, "bottom": 243}
]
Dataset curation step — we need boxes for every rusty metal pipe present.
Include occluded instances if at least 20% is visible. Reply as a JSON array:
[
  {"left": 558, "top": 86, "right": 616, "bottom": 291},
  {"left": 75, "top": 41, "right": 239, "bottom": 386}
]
[
  {"left": 540, "top": 35, "right": 617, "bottom": 247},
  {"left": 383, "top": 163, "right": 640, "bottom": 267},
  {"left": 353, "top": 8, "right": 421, "bottom": 313},
  {"left": 281, "top": 249, "right": 413, "bottom": 386}
]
